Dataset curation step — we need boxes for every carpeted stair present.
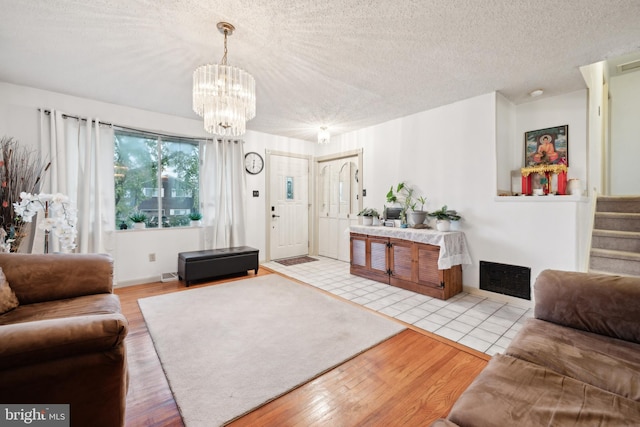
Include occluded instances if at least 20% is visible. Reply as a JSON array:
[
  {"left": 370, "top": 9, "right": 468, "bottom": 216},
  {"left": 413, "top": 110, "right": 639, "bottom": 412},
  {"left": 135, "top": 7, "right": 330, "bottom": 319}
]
[{"left": 589, "top": 196, "right": 640, "bottom": 277}]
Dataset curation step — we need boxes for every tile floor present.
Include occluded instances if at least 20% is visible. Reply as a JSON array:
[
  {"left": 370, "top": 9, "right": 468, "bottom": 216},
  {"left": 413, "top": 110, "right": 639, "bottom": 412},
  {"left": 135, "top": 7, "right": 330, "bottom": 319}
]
[{"left": 263, "top": 256, "right": 533, "bottom": 355}]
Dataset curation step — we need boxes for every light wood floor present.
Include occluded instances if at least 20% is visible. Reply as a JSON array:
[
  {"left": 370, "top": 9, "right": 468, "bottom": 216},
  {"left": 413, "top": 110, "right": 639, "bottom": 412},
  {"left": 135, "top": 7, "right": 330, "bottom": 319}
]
[{"left": 115, "top": 268, "right": 489, "bottom": 426}]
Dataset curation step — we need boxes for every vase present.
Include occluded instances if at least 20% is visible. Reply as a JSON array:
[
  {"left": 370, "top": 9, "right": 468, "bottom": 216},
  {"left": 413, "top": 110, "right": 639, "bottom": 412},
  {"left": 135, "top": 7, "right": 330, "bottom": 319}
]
[
  {"left": 133, "top": 222, "right": 146, "bottom": 230},
  {"left": 362, "top": 216, "right": 373, "bottom": 226},
  {"left": 567, "top": 179, "right": 581, "bottom": 196},
  {"left": 190, "top": 220, "right": 202, "bottom": 227},
  {"left": 44, "top": 229, "right": 50, "bottom": 253},
  {"left": 436, "top": 220, "right": 451, "bottom": 232},
  {"left": 408, "top": 211, "right": 427, "bottom": 226}
]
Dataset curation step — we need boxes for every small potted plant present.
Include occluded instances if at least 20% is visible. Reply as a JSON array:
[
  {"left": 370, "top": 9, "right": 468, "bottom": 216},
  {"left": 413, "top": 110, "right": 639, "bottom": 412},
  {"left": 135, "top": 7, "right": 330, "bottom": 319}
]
[
  {"left": 129, "top": 211, "right": 148, "bottom": 230},
  {"left": 408, "top": 195, "right": 428, "bottom": 227},
  {"left": 386, "top": 182, "right": 414, "bottom": 227},
  {"left": 189, "top": 211, "right": 203, "bottom": 227},
  {"left": 357, "top": 208, "right": 380, "bottom": 226},
  {"left": 428, "top": 205, "right": 461, "bottom": 232}
]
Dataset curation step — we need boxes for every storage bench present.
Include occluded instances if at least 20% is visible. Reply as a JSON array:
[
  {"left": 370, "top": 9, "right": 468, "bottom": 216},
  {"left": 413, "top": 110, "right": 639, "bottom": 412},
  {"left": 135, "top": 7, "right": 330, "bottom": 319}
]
[{"left": 178, "top": 246, "right": 259, "bottom": 286}]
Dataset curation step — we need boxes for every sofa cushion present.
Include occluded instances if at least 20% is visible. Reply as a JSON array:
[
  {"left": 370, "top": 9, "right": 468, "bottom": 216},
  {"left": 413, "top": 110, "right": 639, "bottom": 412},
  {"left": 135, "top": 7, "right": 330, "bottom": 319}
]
[
  {"left": 0, "top": 313, "right": 128, "bottom": 369},
  {"left": 0, "top": 268, "right": 19, "bottom": 315},
  {"left": 506, "top": 318, "right": 640, "bottom": 402},
  {"left": 447, "top": 354, "right": 640, "bottom": 427},
  {"left": 534, "top": 269, "right": 640, "bottom": 343},
  {"left": 0, "top": 293, "right": 121, "bottom": 326}
]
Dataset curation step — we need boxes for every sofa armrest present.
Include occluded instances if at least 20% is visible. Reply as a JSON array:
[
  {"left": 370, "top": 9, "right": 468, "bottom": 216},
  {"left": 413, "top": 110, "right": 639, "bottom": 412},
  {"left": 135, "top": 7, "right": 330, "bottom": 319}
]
[
  {"left": 0, "top": 253, "right": 113, "bottom": 304},
  {"left": 534, "top": 269, "right": 640, "bottom": 343},
  {"left": 0, "top": 313, "right": 128, "bottom": 370}
]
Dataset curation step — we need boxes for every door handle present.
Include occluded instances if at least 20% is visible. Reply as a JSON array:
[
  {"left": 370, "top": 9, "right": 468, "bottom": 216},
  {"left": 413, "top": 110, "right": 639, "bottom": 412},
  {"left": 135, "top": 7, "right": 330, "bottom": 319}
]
[{"left": 272, "top": 214, "right": 280, "bottom": 218}]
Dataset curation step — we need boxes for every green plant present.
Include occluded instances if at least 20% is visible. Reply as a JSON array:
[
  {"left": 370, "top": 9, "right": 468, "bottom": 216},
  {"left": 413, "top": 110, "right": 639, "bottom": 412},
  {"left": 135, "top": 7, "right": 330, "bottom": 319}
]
[
  {"left": 129, "top": 211, "right": 147, "bottom": 223},
  {"left": 357, "top": 208, "right": 380, "bottom": 218},
  {"left": 428, "top": 205, "right": 461, "bottom": 221},
  {"left": 188, "top": 211, "right": 203, "bottom": 221},
  {"left": 387, "top": 182, "right": 428, "bottom": 223},
  {"left": 412, "top": 196, "right": 427, "bottom": 211}
]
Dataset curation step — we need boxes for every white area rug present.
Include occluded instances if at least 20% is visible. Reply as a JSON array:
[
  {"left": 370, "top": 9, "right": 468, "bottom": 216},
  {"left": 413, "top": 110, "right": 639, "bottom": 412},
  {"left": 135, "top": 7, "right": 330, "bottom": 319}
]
[{"left": 138, "top": 274, "right": 405, "bottom": 426}]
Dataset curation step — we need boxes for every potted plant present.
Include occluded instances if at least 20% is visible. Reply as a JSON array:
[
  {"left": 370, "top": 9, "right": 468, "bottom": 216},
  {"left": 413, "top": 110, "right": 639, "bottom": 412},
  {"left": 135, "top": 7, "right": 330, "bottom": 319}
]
[
  {"left": 357, "top": 208, "right": 380, "bottom": 226},
  {"left": 386, "top": 182, "right": 414, "bottom": 227},
  {"left": 189, "top": 211, "right": 203, "bottom": 227},
  {"left": 129, "top": 211, "right": 147, "bottom": 229},
  {"left": 428, "top": 205, "right": 461, "bottom": 232},
  {"left": 408, "top": 195, "right": 428, "bottom": 227}
]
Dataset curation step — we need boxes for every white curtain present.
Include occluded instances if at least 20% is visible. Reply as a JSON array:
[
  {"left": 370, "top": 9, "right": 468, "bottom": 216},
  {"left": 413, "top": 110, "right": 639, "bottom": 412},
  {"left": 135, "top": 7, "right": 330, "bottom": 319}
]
[
  {"left": 201, "top": 138, "right": 247, "bottom": 249},
  {"left": 38, "top": 109, "right": 116, "bottom": 254}
]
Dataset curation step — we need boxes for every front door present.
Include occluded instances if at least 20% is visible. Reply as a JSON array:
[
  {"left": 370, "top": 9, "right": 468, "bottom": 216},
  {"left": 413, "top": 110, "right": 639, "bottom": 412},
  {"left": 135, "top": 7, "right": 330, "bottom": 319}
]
[{"left": 269, "top": 154, "right": 309, "bottom": 260}]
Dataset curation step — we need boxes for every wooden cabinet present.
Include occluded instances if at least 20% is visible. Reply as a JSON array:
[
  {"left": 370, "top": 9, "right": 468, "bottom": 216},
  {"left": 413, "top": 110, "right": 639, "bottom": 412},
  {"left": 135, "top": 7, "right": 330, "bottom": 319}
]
[
  {"left": 350, "top": 233, "right": 389, "bottom": 283},
  {"left": 350, "top": 233, "right": 462, "bottom": 300}
]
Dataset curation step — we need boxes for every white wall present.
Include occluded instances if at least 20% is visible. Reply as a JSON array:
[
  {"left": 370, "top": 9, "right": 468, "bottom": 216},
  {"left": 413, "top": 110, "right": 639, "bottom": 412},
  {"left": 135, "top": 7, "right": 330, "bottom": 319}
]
[
  {"left": 0, "top": 81, "right": 592, "bottom": 296},
  {"left": 610, "top": 70, "right": 640, "bottom": 195},
  {"left": 0, "top": 81, "right": 313, "bottom": 286},
  {"left": 515, "top": 90, "right": 588, "bottom": 191},
  {"left": 581, "top": 61, "right": 605, "bottom": 194},
  {"left": 319, "top": 91, "right": 590, "bottom": 303}
]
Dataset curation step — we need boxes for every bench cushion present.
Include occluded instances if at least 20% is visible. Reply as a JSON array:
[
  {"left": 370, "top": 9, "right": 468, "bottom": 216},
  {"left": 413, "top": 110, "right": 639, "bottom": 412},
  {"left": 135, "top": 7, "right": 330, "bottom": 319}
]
[{"left": 179, "top": 246, "right": 258, "bottom": 261}]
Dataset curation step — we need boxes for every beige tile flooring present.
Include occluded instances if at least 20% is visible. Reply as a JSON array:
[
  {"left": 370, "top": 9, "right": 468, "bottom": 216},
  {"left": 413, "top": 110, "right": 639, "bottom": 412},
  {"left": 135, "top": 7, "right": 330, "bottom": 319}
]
[{"left": 263, "top": 256, "right": 533, "bottom": 355}]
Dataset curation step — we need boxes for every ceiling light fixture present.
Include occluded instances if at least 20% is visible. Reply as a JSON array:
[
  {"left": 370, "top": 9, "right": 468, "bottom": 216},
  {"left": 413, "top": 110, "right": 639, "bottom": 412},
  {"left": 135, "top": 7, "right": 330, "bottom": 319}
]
[
  {"left": 318, "top": 127, "right": 330, "bottom": 144},
  {"left": 193, "top": 22, "right": 256, "bottom": 136},
  {"left": 529, "top": 89, "right": 544, "bottom": 97}
]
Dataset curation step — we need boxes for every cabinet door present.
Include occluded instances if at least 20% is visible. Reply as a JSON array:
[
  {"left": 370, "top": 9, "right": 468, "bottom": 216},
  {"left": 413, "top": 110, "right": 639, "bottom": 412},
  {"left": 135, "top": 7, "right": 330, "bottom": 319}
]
[
  {"left": 368, "top": 236, "right": 389, "bottom": 276},
  {"left": 416, "top": 243, "right": 443, "bottom": 289},
  {"left": 389, "top": 238, "right": 414, "bottom": 283},
  {"left": 350, "top": 233, "right": 367, "bottom": 268}
]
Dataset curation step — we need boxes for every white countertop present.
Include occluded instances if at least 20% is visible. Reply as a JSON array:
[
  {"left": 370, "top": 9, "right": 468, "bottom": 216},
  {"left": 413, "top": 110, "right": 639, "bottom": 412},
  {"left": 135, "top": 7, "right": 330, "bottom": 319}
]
[{"left": 350, "top": 225, "right": 472, "bottom": 270}]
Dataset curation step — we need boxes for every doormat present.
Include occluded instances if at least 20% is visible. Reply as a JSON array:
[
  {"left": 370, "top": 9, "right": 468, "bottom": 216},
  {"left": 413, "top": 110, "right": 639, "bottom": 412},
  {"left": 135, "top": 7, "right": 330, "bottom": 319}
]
[{"left": 274, "top": 256, "right": 319, "bottom": 266}]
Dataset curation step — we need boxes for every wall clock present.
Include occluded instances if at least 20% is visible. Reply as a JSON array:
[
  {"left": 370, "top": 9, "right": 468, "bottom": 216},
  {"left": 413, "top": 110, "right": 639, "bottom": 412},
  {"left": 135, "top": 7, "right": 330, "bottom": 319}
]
[{"left": 244, "top": 152, "right": 264, "bottom": 175}]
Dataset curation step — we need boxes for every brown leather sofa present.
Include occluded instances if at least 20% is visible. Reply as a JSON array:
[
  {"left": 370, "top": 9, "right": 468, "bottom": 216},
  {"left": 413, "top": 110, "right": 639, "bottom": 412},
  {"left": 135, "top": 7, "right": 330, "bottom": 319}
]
[
  {"left": 433, "top": 269, "right": 640, "bottom": 426},
  {"left": 0, "top": 253, "right": 128, "bottom": 427}
]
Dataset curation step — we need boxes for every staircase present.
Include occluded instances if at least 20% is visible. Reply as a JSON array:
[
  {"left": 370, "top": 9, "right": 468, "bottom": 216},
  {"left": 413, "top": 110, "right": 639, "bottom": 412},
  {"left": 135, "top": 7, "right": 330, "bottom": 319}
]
[{"left": 589, "top": 196, "right": 640, "bottom": 277}]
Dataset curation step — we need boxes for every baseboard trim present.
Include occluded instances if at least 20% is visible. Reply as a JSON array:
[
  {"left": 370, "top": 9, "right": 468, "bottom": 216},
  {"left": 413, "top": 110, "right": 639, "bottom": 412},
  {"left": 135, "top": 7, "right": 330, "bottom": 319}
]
[
  {"left": 463, "top": 286, "right": 533, "bottom": 310},
  {"left": 115, "top": 276, "right": 160, "bottom": 288}
]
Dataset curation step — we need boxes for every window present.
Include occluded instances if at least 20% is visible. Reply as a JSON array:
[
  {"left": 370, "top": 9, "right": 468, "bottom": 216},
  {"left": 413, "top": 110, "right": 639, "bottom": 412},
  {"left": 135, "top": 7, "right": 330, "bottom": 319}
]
[{"left": 114, "top": 130, "right": 200, "bottom": 229}]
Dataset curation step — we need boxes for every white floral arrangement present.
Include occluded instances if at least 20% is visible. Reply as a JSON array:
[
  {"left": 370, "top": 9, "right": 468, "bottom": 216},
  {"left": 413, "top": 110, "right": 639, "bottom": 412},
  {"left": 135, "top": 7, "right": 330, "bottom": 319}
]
[{"left": 13, "top": 192, "right": 78, "bottom": 252}]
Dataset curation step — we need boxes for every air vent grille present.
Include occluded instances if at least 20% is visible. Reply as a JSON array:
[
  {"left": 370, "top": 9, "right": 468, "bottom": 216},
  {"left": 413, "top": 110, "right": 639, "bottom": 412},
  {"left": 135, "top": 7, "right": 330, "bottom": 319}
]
[{"left": 617, "top": 59, "right": 640, "bottom": 73}]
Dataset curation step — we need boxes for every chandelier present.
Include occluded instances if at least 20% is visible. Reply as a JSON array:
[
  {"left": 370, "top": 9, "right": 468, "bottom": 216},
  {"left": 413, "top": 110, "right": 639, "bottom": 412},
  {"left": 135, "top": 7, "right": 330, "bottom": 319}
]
[
  {"left": 318, "top": 126, "right": 330, "bottom": 144},
  {"left": 193, "top": 22, "right": 256, "bottom": 136}
]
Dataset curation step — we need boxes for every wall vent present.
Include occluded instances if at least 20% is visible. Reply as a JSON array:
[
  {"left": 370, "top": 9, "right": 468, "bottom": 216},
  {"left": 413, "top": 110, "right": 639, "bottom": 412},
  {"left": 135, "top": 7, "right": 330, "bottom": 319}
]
[
  {"left": 617, "top": 59, "right": 640, "bottom": 73},
  {"left": 160, "top": 272, "right": 179, "bottom": 282},
  {"left": 480, "top": 261, "right": 531, "bottom": 300}
]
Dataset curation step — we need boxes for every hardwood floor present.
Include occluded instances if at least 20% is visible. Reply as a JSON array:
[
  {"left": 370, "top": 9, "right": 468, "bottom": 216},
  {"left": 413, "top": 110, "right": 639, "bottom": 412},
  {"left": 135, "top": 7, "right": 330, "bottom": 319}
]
[{"left": 116, "top": 269, "right": 489, "bottom": 426}]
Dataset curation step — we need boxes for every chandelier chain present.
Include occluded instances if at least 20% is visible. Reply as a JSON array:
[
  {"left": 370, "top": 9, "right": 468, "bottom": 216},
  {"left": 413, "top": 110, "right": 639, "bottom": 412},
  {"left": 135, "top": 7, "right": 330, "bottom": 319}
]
[{"left": 221, "top": 29, "right": 228, "bottom": 65}]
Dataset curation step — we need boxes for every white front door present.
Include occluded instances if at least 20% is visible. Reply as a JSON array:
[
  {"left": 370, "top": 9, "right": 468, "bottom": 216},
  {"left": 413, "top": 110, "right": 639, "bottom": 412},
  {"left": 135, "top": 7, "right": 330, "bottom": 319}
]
[{"left": 269, "top": 154, "right": 309, "bottom": 260}]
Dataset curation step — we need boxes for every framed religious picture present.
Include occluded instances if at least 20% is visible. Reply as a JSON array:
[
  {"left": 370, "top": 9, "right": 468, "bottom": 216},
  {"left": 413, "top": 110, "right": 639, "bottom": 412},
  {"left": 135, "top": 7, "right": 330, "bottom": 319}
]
[{"left": 524, "top": 125, "right": 568, "bottom": 166}]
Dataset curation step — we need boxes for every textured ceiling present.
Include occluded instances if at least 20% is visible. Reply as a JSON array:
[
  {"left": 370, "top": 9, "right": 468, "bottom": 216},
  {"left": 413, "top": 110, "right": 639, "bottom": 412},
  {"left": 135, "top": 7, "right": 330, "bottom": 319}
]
[{"left": 1, "top": 1, "right": 640, "bottom": 142}]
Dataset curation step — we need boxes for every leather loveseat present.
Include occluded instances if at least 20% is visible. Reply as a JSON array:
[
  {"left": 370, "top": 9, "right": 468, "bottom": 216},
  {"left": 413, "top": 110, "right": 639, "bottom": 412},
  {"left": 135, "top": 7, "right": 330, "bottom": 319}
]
[
  {"left": 0, "top": 253, "right": 128, "bottom": 427},
  {"left": 433, "top": 269, "right": 640, "bottom": 426}
]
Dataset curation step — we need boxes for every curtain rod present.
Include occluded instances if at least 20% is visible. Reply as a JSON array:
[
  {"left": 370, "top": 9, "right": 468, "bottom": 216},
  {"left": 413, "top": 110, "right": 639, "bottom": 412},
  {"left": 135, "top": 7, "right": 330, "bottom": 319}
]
[{"left": 37, "top": 108, "right": 223, "bottom": 143}]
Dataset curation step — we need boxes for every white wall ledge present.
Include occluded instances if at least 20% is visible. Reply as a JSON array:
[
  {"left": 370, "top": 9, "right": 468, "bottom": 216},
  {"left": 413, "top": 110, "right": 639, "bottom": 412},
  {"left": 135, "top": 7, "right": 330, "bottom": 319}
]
[{"left": 494, "top": 195, "right": 590, "bottom": 203}]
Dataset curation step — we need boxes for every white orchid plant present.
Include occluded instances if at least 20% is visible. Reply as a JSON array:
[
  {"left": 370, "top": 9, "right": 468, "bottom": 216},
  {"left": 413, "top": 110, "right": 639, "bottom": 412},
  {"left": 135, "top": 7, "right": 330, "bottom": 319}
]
[{"left": 13, "top": 192, "right": 78, "bottom": 252}]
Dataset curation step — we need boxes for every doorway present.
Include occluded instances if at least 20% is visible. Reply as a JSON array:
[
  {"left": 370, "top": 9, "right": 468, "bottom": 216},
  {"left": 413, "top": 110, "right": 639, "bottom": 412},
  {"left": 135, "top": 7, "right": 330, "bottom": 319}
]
[
  {"left": 268, "top": 152, "right": 310, "bottom": 260},
  {"left": 317, "top": 150, "right": 362, "bottom": 261}
]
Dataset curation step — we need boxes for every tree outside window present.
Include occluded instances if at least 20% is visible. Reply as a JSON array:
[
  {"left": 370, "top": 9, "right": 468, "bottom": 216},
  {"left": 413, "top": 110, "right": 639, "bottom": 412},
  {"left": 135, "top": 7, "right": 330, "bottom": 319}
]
[{"left": 114, "top": 130, "right": 200, "bottom": 229}]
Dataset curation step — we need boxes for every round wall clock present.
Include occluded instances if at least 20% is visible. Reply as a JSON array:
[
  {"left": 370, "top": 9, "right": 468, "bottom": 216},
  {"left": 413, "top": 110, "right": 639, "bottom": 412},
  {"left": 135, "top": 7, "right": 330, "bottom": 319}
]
[{"left": 244, "top": 152, "right": 264, "bottom": 175}]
